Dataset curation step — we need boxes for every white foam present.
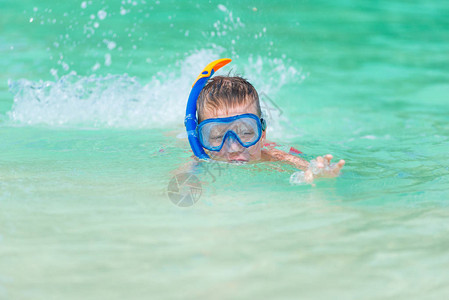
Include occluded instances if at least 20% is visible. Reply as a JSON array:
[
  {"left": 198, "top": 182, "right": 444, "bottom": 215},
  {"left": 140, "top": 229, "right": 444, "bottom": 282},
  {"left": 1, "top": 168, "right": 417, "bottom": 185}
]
[
  {"left": 7, "top": 50, "right": 301, "bottom": 131},
  {"left": 361, "top": 135, "right": 377, "bottom": 140},
  {"left": 290, "top": 171, "right": 308, "bottom": 185}
]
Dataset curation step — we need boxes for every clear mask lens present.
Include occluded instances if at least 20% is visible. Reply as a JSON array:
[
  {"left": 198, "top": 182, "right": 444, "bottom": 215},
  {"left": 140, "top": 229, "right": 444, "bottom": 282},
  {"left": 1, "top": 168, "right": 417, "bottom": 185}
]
[{"left": 198, "top": 114, "right": 262, "bottom": 151}]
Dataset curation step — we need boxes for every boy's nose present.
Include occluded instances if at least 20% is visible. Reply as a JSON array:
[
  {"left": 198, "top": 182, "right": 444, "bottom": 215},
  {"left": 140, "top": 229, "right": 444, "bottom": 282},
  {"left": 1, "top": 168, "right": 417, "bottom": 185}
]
[{"left": 224, "top": 135, "right": 243, "bottom": 152}]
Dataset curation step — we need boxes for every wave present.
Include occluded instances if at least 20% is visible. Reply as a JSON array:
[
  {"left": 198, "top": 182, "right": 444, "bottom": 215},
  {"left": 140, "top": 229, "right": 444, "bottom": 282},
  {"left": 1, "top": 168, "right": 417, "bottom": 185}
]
[{"left": 7, "top": 49, "right": 302, "bottom": 131}]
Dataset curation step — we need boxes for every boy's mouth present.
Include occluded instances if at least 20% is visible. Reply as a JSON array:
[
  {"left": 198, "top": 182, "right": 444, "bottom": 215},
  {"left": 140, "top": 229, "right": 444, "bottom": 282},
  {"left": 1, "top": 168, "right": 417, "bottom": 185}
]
[
  {"left": 227, "top": 155, "right": 249, "bottom": 163},
  {"left": 229, "top": 158, "right": 248, "bottom": 163}
]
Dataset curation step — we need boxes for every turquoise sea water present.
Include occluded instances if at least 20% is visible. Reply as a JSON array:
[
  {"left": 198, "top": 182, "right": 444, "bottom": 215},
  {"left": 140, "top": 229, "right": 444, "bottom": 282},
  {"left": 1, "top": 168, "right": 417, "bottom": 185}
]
[{"left": 1, "top": 0, "right": 449, "bottom": 299}]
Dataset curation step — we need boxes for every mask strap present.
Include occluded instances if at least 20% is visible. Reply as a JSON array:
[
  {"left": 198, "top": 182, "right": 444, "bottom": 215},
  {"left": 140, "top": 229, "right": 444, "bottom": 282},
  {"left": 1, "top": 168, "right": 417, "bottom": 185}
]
[{"left": 261, "top": 118, "right": 267, "bottom": 131}]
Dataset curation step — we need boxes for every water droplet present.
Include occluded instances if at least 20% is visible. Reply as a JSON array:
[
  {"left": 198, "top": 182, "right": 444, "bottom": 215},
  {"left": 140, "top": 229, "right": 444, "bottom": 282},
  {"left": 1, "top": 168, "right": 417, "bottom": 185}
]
[
  {"left": 218, "top": 4, "right": 227, "bottom": 12},
  {"left": 97, "top": 10, "right": 107, "bottom": 20},
  {"left": 91, "top": 63, "right": 101, "bottom": 71},
  {"left": 104, "top": 53, "right": 112, "bottom": 66}
]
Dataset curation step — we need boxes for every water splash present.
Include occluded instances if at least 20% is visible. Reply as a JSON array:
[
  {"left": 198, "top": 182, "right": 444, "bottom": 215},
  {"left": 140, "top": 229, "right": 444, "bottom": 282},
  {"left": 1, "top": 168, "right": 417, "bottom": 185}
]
[{"left": 7, "top": 50, "right": 301, "bottom": 130}]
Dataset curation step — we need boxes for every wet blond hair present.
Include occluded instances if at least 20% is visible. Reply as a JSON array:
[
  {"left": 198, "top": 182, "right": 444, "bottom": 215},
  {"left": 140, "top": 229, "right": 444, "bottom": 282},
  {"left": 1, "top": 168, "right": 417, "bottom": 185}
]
[{"left": 197, "top": 76, "right": 262, "bottom": 123}]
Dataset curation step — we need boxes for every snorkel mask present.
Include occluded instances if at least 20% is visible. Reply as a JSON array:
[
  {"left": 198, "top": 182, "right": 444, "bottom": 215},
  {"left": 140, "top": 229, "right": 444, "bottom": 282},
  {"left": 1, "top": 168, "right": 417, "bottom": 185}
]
[
  {"left": 197, "top": 113, "right": 266, "bottom": 152},
  {"left": 185, "top": 58, "right": 266, "bottom": 160}
]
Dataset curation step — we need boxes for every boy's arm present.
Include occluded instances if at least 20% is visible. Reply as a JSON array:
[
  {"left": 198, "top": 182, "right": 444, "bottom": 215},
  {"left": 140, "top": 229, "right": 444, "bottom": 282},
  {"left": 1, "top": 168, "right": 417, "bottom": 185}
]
[
  {"left": 261, "top": 148, "right": 309, "bottom": 170},
  {"left": 262, "top": 148, "right": 345, "bottom": 179}
]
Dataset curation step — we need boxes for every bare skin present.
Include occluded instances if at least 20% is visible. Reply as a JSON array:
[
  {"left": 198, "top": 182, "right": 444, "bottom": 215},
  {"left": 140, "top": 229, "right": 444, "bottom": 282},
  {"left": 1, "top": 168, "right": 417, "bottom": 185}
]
[{"left": 199, "top": 104, "right": 346, "bottom": 182}]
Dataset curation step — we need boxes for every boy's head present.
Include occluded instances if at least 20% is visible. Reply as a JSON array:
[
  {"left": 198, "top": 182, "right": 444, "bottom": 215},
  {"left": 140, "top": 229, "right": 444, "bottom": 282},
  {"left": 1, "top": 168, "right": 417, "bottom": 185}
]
[{"left": 197, "top": 76, "right": 266, "bottom": 162}]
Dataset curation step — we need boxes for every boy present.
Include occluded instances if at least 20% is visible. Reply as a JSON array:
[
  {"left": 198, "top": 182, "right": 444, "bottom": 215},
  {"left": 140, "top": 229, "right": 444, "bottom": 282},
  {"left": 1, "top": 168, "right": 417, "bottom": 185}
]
[{"left": 185, "top": 59, "right": 345, "bottom": 182}]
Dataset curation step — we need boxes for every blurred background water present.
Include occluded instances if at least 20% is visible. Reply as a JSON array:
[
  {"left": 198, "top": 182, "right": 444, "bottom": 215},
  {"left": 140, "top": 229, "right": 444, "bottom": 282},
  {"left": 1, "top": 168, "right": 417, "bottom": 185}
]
[{"left": 1, "top": 0, "right": 449, "bottom": 299}]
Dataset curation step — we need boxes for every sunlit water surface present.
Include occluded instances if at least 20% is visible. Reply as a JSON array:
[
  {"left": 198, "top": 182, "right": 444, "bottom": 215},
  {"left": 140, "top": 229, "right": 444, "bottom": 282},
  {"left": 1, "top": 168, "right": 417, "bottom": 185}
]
[{"left": 1, "top": 0, "right": 449, "bottom": 299}]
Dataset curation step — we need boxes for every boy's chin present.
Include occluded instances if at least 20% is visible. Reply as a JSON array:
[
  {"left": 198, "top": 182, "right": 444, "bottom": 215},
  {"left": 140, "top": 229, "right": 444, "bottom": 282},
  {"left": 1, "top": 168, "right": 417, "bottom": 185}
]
[
  {"left": 208, "top": 149, "right": 262, "bottom": 163},
  {"left": 211, "top": 154, "right": 262, "bottom": 163},
  {"left": 215, "top": 157, "right": 249, "bottom": 163},
  {"left": 228, "top": 158, "right": 249, "bottom": 164},
  {"left": 209, "top": 153, "right": 249, "bottom": 163}
]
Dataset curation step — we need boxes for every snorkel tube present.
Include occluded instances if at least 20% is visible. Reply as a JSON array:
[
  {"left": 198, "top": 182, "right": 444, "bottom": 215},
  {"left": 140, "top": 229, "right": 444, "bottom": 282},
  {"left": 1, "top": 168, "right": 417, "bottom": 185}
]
[{"left": 185, "top": 58, "right": 232, "bottom": 160}]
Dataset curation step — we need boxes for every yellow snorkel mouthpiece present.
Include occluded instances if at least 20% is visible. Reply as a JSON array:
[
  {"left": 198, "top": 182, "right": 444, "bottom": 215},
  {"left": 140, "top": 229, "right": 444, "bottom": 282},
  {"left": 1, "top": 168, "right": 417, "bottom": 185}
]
[{"left": 191, "top": 58, "right": 232, "bottom": 87}]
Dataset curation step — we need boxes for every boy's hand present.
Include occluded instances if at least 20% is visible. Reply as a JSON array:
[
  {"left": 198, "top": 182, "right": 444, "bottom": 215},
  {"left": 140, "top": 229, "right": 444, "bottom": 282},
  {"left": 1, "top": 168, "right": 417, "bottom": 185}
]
[{"left": 308, "top": 154, "right": 345, "bottom": 178}]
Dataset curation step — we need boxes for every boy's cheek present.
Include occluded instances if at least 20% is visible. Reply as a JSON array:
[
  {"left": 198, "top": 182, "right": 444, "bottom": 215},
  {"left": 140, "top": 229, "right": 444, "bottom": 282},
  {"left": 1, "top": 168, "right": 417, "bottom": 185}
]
[
  {"left": 208, "top": 141, "right": 263, "bottom": 162},
  {"left": 248, "top": 143, "right": 262, "bottom": 160}
]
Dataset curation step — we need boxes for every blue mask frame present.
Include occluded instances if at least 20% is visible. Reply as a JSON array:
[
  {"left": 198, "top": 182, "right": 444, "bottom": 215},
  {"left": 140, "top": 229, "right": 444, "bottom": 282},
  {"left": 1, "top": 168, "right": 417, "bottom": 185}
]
[{"left": 197, "top": 113, "right": 266, "bottom": 152}]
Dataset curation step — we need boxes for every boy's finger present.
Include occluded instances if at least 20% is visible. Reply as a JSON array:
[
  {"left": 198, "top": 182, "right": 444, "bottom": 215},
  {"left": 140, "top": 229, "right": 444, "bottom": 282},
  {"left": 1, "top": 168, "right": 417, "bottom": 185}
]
[
  {"left": 316, "top": 156, "right": 324, "bottom": 167},
  {"left": 337, "top": 159, "right": 345, "bottom": 168},
  {"left": 324, "top": 154, "right": 333, "bottom": 162}
]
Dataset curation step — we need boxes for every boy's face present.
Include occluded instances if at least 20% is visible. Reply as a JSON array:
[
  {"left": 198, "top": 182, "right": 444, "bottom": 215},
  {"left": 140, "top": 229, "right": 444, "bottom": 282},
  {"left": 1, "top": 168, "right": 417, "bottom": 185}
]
[{"left": 200, "top": 104, "right": 266, "bottom": 163}]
